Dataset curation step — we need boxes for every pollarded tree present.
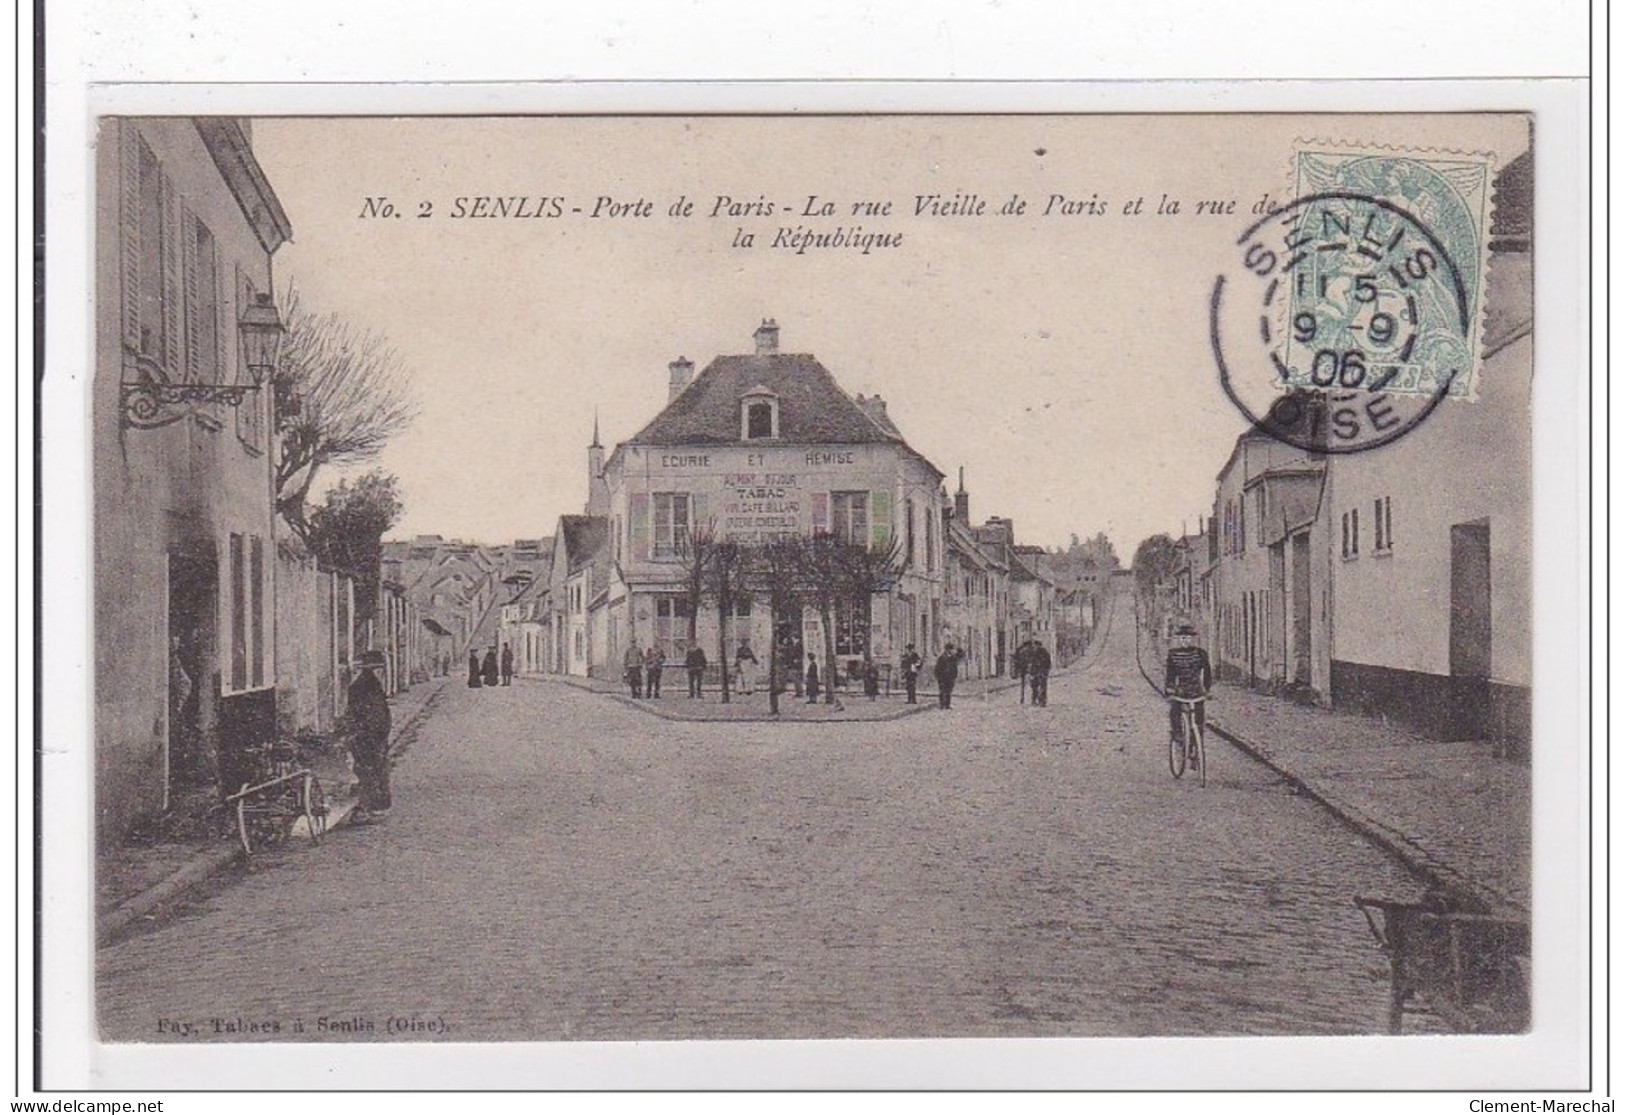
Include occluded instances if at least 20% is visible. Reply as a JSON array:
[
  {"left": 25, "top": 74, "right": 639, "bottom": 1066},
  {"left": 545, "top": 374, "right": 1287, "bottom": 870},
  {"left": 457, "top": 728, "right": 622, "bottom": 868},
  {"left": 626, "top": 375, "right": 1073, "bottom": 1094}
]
[{"left": 274, "top": 286, "right": 418, "bottom": 544}]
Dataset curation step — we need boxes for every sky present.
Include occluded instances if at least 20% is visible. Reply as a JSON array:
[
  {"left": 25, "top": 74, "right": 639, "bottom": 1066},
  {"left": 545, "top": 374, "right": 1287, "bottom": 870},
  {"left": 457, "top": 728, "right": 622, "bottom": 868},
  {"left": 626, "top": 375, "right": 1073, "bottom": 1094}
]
[{"left": 250, "top": 114, "right": 1527, "bottom": 554}]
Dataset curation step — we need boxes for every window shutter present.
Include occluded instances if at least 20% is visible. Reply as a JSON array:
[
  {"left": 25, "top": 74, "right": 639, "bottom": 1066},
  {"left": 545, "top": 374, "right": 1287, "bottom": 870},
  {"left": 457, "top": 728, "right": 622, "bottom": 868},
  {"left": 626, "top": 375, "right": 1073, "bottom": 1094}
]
[
  {"left": 630, "top": 493, "right": 650, "bottom": 561},
  {"left": 811, "top": 492, "right": 829, "bottom": 534},
  {"left": 181, "top": 206, "right": 200, "bottom": 383},
  {"left": 118, "top": 124, "right": 142, "bottom": 353},
  {"left": 214, "top": 238, "right": 231, "bottom": 386},
  {"left": 870, "top": 489, "right": 892, "bottom": 550},
  {"left": 690, "top": 492, "right": 709, "bottom": 534},
  {"left": 159, "top": 174, "right": 182, "bottom": 378}
]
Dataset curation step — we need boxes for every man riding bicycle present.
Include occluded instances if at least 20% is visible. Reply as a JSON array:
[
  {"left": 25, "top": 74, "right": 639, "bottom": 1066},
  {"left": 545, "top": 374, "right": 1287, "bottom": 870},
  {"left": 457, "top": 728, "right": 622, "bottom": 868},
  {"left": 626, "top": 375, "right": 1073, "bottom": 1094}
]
[{"left": 1165, "top": 621, "right": 1212, "bottom": 762}]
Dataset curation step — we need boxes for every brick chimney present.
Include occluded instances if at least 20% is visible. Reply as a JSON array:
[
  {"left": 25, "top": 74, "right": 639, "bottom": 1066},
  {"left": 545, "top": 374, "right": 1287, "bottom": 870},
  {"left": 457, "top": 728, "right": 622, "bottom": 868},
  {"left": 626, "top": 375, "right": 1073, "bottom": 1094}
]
[
  {"left": 668, "top": 356, "right": 694, "bottom": 402},
  {"left": 753, "top": 318, "right": 780, "bottom": 355},
  {"left": 954, "top": 467, "right": 970, "bottom": 522}
]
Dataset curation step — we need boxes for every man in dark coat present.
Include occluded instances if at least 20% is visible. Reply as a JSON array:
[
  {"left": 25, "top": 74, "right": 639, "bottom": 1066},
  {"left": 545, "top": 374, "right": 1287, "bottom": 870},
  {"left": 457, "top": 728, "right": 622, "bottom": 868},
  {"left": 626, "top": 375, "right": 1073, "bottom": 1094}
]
[
  {"left": 934, "top": 643, "right": 964, "bottom": 709},
  {"left": 684, "top": 642, "right": 707, "bottom": 698},
  {"left": 1029, "top": 641, "right": 1053, "bottom": 707},
  {"left": 500, "top": 644, "right": 514, "bottom": 686},
  {"left": 467, "top": 649, "right": 482, "bottom": 688},
  {"left": 899, "top": 644, "right": 922, "bottom": 704},
  {"left": 481, "top": 646, "right": 500, "bottom": 687},
  {"left": 805, "top": 653, "right": 821, "bottom": 703},
  {"left": 1013, "top": 639, "right": 1033, "bottom": 703},
  {"left": 345, "top": 650, "right": 393, "bottom": 820}
]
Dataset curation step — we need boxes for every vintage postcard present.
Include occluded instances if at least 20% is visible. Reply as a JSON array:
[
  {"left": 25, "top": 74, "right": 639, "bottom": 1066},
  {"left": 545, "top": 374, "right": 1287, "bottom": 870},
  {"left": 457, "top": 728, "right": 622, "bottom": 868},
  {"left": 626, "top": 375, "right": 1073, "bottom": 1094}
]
[{"left": 75, "top": 109, "right": 1575, "bottom": 1087}]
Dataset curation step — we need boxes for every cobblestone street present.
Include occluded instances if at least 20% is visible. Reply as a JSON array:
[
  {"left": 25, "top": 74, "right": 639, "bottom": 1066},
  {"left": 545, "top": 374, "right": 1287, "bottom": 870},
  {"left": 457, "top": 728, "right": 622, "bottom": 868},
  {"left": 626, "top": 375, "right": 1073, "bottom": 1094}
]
[{"left": 98, "top": 601, "right": 1429, "bottom": 1042}]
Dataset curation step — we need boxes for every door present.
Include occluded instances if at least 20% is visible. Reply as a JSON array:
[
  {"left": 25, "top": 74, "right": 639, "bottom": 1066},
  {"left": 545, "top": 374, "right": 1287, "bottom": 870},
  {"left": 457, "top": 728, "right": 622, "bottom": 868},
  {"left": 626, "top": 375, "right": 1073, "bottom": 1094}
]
[
  {"left": 1291, "top": 532, "right": 1312, "bottom": 686},
  {"left": 1448, "top": 521, "right": 1492, "bottom": 739},
  {"left": 166, "top": 553, "right": 217, "bottom": 797}
]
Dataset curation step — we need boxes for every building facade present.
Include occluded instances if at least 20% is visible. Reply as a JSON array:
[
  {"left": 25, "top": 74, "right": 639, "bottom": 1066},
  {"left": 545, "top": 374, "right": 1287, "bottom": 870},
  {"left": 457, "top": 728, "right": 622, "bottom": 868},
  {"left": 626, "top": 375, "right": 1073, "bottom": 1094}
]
[
  {"left": 586, "top": 321, "right": 951, "bottom": 686},
  {"left": 1320, "top": 151, "right": 1533, "bottom": 752},
  {"left": 94, "top": 118, "right": 292, "bottom": 846},
  {"left": 1200, "top": 150, "right": 1532, "bottom": 754}
]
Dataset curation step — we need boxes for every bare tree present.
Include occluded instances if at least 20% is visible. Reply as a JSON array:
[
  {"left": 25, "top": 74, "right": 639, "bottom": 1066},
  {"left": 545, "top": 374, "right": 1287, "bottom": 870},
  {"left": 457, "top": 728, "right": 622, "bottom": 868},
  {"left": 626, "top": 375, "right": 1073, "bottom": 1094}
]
[
  {"left": 274, "top": 285, "right": 418, "bottom": 543},
  {"left": 835, "top": 534, "right": 905, "bottom": 670},
  {"left": 707, "top": 539, "right": 751, "bottom": 704},
  {"left": 675, "top": 520, "right": 716, "bottom": 649},
  {"left": 745, "top": 536, "right": 807, "bottom": 716}
]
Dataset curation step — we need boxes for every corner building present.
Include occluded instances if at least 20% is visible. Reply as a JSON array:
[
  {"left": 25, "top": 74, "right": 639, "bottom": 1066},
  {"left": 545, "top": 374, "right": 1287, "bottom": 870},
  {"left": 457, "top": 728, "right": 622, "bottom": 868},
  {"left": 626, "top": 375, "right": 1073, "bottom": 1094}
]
[{"left": 596, "top": 321, "right": 950, "bottom": 681}]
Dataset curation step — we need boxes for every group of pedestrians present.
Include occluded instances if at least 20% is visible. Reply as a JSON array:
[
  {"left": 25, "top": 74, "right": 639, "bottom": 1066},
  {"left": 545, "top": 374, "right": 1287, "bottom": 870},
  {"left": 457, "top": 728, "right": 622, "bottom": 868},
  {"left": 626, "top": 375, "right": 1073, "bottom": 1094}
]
[
  {"left": 466, "top": 644, "right": 513, "bottom": 688},
  {"left": 895, "top": 642, "right": 971, "bottom": 708},
  {"left": 621, "top": 640, "right": 722, "bottom": 699},
  {"left": 1013, "top": 638, "right": 1053, "bottom": 706}
]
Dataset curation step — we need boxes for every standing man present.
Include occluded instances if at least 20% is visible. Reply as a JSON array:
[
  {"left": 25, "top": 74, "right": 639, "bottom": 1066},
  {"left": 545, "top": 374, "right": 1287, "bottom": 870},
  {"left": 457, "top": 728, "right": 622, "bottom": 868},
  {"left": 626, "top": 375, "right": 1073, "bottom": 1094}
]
[
  {"left": 623, "top": 640, "right": 644, "bottom": 698},
  {"left": 899, "top": 643, "right": 922, "bottom": 704},
  {"left": 500, "top": 643, "right": 514, "bottom": 686},
  {"left": 467, "top": 649, "right": 482, "bottom": 688},
  {"left": 1029, "top": 641, "right": 1053, "bottom": 707},
  {"left": 805, "top": 652, "right": 821, "bottom": 703},
  {"left": 1013, "top": 639, "right": 1033, "bottom": 704},
  {"left": 644, "top": 642, "right": 665, "bottom": 698},
  {"left": 684, "top": 641, "right": 708, "bottom": 699},
  {"left": 933, "top": 643, "right": 964, "bottom": 709},
  {"left": 344, "top": 650, "right": 392, "bottom": 823}
]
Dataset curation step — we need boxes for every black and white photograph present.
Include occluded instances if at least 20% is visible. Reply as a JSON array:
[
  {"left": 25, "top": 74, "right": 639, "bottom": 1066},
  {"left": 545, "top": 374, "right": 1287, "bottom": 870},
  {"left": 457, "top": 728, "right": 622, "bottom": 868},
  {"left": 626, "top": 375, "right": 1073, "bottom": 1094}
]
[{"left": 80, "top": 110, "right": 1550, "bottom": 1054}]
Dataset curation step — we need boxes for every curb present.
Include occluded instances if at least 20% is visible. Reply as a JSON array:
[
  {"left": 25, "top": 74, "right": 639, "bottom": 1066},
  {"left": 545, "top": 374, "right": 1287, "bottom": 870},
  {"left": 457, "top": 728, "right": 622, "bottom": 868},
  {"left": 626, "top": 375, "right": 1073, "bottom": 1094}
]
[
  {"left": 535, "top": 670, "right": 1040, "bottom": 723},
  {"left": 600, "top": 691, "right": 931, "bottom": 724},
  {"left": 1207, "top": 719, "right": 1522, "bottom": 918},
  {"left": 97, "top": 679, "right": 446, "bottom": 950}
]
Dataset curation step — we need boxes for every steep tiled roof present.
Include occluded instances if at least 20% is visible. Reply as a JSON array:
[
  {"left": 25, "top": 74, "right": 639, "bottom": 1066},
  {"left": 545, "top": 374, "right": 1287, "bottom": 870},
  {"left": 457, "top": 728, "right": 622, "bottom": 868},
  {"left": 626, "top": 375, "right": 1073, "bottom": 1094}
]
[
  {"left": 558, "top": 514, "right": 608, "bottom": 574},
  {"left": 630, "top": 353, "right": 899, "bottom": 447}
]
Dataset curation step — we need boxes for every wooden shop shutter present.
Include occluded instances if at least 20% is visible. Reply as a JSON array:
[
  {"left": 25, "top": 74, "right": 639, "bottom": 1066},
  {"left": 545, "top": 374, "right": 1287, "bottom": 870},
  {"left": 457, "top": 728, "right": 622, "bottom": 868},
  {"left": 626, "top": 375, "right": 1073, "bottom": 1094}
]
[{"left": 811, "top": 492, "right": 829, "bottom": 534}]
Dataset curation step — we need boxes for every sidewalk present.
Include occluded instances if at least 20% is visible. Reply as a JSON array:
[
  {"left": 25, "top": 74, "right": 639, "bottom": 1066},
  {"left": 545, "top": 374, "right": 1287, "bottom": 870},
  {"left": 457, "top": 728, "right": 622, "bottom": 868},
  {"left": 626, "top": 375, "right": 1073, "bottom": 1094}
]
[
  {"left": 96, "top": 677, "right": 449, "bottom": 947},
  {"left": 1208, "top": 684, "right": 1530, "bottom": 918}
]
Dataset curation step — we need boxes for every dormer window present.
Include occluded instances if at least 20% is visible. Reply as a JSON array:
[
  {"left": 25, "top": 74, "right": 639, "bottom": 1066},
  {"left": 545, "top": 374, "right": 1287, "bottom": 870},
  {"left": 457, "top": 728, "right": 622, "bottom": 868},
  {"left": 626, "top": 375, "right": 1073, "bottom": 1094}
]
[{"left": 741, "top": 385, "right": 779, "bottom": 440}]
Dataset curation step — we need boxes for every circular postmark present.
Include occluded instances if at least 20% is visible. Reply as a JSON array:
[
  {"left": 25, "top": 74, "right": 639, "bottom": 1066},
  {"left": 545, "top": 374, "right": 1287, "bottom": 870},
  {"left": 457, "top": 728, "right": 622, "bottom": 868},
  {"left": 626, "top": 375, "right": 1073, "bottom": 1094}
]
[{"left": 1210, "top": 190, "right": 1473, "bottom": 454}]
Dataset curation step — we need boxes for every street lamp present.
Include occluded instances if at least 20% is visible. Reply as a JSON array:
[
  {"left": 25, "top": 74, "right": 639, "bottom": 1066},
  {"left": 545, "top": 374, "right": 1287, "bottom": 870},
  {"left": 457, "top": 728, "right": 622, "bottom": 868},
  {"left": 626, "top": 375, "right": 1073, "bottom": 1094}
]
[
  {"left": 237, "top": 292, "right": 285, "bottom": 385},
  {"left": 120, "top": 292, "right": 285, "bottom": 429}
]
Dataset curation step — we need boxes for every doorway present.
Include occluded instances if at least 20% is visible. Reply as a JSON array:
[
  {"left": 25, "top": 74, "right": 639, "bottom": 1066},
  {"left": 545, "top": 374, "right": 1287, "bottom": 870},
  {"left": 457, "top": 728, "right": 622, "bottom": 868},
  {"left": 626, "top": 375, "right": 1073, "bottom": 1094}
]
[
  {"left": 1291, "top": 532, "right": 1313, "bottom": 686},
  {"left": 166, "top": 553, "right": 217, "bottom": 799}
]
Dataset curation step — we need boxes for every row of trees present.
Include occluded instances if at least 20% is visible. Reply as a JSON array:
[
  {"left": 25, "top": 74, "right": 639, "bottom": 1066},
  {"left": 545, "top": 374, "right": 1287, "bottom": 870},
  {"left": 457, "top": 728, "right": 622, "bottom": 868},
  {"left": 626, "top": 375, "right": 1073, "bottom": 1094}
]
[{"left": 669, "top": 527, "right": 903, "bottom": 715}]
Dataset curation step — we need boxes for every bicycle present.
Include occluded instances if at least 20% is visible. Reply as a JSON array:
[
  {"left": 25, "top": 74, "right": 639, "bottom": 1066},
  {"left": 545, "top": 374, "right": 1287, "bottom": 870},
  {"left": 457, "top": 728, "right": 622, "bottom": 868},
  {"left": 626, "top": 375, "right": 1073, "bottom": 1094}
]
[
  {"left": 225, "top": 741, "right": 329, "bottom": 856},
  {"left": 1168, "top": 694, "right": 1208, "bottom": 787}
]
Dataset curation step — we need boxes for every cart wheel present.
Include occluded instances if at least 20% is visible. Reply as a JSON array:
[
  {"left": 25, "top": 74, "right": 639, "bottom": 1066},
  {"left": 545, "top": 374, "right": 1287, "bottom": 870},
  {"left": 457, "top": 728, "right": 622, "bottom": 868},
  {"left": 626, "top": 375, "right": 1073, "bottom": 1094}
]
[{"left": 303, "top": 773, "right": 328, "bottom": 845}]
